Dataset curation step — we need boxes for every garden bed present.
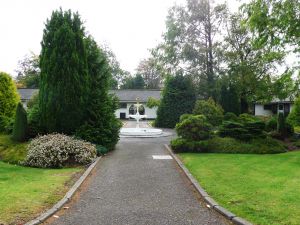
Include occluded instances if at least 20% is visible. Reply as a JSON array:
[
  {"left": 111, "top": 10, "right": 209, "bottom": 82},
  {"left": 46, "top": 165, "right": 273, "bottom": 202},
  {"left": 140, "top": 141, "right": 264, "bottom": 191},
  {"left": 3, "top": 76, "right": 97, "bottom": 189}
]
[{"left": 179, "top": 152, "right": 300, "bottom": 225}]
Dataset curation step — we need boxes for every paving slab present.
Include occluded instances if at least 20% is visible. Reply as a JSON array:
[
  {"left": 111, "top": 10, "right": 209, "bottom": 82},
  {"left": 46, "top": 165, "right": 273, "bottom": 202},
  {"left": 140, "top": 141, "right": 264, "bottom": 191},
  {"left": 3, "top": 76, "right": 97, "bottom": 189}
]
[{"left": 48, "top": 125, "right": 229, "bottom": 225}]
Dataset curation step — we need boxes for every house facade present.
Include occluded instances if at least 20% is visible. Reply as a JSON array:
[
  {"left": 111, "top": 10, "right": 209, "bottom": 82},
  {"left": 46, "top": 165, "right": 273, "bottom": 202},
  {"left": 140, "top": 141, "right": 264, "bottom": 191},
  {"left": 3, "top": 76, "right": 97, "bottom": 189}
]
[
  {"left": 254, "top": 99, "right": 293, "bottom": 116},
  {"left": 17, "top": 88, "right": 161, "bottom": 119}
]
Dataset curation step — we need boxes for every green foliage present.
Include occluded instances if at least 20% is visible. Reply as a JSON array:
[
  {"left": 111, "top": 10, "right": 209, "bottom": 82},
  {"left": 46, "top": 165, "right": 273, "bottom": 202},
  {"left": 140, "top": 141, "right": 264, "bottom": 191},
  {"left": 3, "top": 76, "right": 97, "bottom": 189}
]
[
  {"left": 219, "top": 116, "right": 266, "bottom": 141},
  {"left": 171, "top": 138, "right": 205, "bottom": 153},
  {"left": 277, "top": 112, "right": 286, "bottom": 138},
  {"left": 193, "top": 98, "right": 224, "bottom": 126},
  {"left": 175, "top": 115, "right": 212, "bottom": 141},
  {"left": 146, "top": 97, "right": 160, "bottom": 108},
  {"left": 224, "top": 112, "right": 238, "bottom": 121},
  {"left": 27, "top": 91, "right": 39, "bottom": 109},
  {"left": 0, "top": 116, "right": 14, "bottom": 134},
  {"left": 220, "top": 83, "right": 240, "bottom": 115},
  {"left": 287, "top": 97, "right": 300, "bottom": 127},
  {"left": 15, "top": 52, "right": 40, "bottom": 88},
  {"left": 27, "top": 104, "right": 43, "bottom": 138},
  {"left": 155, "top": 74, "right": 196, "bottom": 128},
  {"left": 12, "top": 103, "right": 28, "bottom": 142},
  {"left": 96, "top": 145, "right": 108, "bottom": 156},
  {"left": 266, "top": 115, "right": 277, "bottom": 131},
  {"left": 39, "top": 9, "right": 89, "bottom": 134},
  {"left": 0, "top": 72, "right": 19, "bottom": 132},
  {"left": 75, "top": 36, "right": 121, "bottom": 150},
  {"left": 121, "top": 74, "right": 145, "bottom": 89},
  {"left": 172, "top": 136, "right": 286, "bottom": 154},
  {"left": 179, "top": 114, "right": 193, "bottom": 122}
]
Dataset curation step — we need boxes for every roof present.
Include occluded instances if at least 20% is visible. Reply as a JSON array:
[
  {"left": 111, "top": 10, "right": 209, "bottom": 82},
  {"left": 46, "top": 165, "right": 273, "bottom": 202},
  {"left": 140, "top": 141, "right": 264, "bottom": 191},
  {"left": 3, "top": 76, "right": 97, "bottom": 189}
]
[
  {"left": 17, "top": 88, "right": 38, "bottom": 100},
  {"left": 17, "top": 88, "right": 162, "bottom": 102},
  {"left": 109, "top": 89, "right": 161, "bottom": 102}
]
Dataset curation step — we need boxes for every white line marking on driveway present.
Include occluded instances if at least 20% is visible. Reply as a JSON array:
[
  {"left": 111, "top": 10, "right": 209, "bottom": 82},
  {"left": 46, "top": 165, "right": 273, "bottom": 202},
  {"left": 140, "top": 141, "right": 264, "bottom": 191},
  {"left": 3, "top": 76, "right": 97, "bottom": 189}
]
[{"left": 152, "top": 155, "right": 172, "bottom": 160}]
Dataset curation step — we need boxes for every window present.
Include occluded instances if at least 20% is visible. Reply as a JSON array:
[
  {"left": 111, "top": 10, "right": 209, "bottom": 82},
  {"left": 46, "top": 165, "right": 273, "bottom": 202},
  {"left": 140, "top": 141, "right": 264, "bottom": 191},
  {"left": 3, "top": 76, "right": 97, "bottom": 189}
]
[
  {"left": 119, "top": 103, "right": 127, "bottom": 108},
  {"left": 263, "top": 104, "right": 272, "bottom": 110}
]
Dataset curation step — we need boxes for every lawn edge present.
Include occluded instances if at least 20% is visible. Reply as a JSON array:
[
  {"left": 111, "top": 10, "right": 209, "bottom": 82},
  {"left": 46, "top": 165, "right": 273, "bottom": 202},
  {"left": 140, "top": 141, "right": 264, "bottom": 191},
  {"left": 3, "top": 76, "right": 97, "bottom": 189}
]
[
  {"left": 25, "top": 157, "right": 102, "bottom": 225},
  {"left": 164, "top": 144, "right": 253, "bottom": 225}
]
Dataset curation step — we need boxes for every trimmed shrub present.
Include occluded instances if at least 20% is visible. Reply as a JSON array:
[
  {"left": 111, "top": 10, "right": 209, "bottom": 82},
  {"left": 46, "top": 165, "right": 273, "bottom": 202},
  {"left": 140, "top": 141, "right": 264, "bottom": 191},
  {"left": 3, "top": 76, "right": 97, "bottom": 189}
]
[
  {"left": 27, "top": 104, "right": 43, "bottom": 138},
  {"left": 170, "top": 138, "right": 206, "bottom": 153},
  {"left": 12, "top": 103, "right": 28, "bottom": 142},
  {"left": 23, "top": 134, "right": 97, "bottom": 168},
  {"left": 238, "top": 113, "right": 261, "bottom": 123},
  {"left": 0, "top": 115, "right": 14, "bottom": 134},
  {"left": 175, "top": 115, "right": 212, "bottom": 141},
  {"left": 193, "top": 98, "right": 224, "bottom": 126},
  {"left": 96, "top": 145, "right": 108, "bottom": 156},
  {"left": 224, "top": 112, "right": 239, "bottom": 121},
  {"left": 179, "top": 114, "right": 193, "bottom": 122},
  {"left": 0, "top": 72, "right": 19, "bottom": 133},
  {"left": 204, "top": 137, "right": 286, "bottom": 154},
  {"left": 219, "top": 121, "right": 249, "bottom": 140}
]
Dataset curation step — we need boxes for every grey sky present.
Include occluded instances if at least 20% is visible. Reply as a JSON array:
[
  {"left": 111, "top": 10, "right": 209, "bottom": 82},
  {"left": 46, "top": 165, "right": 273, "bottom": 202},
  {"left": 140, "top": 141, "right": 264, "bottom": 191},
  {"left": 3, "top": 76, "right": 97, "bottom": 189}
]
[{"left": 0, "top": 0, "right": 241, "bottom": 77}]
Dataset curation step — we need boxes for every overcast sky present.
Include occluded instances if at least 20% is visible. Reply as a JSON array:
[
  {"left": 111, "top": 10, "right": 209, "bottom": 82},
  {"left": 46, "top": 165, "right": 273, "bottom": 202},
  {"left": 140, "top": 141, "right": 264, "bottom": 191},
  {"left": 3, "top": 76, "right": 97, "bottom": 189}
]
[{"left": 0, "top": 0, "right": 242, "bottom": 77}]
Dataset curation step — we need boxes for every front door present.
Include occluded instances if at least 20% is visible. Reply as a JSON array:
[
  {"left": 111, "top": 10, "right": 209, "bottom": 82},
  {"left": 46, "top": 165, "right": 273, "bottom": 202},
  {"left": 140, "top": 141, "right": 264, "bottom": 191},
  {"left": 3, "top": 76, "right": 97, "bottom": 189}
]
[{"left": 120, "top": 112, "right": 126, "bottom": 119}]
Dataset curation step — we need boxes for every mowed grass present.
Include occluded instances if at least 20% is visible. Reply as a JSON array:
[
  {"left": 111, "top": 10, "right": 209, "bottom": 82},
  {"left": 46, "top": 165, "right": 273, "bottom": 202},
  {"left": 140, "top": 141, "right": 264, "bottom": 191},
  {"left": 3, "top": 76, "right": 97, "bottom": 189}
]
[
  {"left": 0, "top": 162, "right": 81, "bottom": 224},
  {"left": 0, "top": 135, "right": 82, "bottom": 224},
  {"left": 0, "top": 134, "right": 28, "bottom": 164},
  {"left": 179, "top": 152, "right": 300, "bottom": 225}
]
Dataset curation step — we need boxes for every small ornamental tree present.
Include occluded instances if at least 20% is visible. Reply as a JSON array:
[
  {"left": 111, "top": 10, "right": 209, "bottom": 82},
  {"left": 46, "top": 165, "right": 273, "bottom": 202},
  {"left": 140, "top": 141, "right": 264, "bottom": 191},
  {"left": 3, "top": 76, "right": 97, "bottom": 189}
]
[
  {"left": 287, "top": 97, "right": 300, "bottom": 127},
  {"left": 0, "top": 72, "right": 20, "bottom": 133},
  {"left": 155, "top": 74, "right": 196, "bottom": 128},
  {"left": 12, "top": 103, "right": 28, "bottom": 142},
  {"left": 39, "top": 9, "right": 89, "bottom": 134},
  {"left": 193, "top": 98, "right": 224, "bottom": 126}
]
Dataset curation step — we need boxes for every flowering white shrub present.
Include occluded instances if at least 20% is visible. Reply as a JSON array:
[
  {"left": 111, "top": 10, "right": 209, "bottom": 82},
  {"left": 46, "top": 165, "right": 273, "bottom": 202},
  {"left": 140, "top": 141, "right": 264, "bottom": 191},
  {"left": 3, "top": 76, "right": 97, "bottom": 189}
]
[{"left": 23, "top": 133, "right": 97, "bottom": 168}]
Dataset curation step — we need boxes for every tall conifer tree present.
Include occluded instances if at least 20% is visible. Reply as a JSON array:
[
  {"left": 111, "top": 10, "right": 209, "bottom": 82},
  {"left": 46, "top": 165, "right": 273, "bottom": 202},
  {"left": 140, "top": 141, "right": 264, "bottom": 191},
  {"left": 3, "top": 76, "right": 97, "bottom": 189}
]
[{"left": 39, "top": 9, "right": 89, "bottom": 134}]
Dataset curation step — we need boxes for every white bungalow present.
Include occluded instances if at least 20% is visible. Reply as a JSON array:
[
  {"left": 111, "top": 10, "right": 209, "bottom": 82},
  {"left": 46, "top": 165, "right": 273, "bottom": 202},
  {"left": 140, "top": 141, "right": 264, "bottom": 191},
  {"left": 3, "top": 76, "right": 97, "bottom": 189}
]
[
  {"left": 17, "top": 88, "right": 161, "bottom": 119},
  {"left": 254, "top": 98, "right": 294, "bottom": 116}
]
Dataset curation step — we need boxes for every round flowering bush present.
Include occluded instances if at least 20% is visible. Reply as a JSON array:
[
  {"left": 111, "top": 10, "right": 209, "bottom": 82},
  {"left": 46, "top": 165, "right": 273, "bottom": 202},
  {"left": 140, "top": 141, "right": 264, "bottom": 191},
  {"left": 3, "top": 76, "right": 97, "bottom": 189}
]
[{"left": 23, "top": 133, "right": 97, "bottom": 168}]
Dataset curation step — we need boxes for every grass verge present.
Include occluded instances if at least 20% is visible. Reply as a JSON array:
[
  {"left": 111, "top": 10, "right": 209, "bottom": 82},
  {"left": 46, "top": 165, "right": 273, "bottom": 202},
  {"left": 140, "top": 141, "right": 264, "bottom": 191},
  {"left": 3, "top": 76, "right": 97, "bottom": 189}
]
[{"left": 179, "top": 152, "right": 300, "bottom": 225}]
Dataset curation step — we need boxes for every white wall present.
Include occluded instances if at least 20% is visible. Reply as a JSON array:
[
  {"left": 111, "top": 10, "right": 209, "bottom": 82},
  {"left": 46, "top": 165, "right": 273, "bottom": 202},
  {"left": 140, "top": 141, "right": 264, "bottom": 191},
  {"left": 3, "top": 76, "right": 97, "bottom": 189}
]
[
  {"left": 254, "top": 104, "right": 273, "bottom": 116},
  {"left": 114, "top": 102, "right": 158, "bottom": 119}
]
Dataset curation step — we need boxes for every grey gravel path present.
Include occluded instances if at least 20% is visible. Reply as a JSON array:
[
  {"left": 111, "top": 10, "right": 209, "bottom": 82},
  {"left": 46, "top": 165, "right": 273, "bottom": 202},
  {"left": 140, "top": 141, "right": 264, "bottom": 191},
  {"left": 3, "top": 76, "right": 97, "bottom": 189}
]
[{"left": 49, "top": 122, "right": 229, "bottom": 225}]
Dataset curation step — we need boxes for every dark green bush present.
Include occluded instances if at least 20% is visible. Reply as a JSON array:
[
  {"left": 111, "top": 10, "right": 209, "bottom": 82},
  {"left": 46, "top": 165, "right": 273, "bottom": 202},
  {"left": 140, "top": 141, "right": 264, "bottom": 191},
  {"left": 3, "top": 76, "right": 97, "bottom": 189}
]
[
  {"left": 219, "top": 121, "right": 250, "bottom": 140},
  {"left": 96, "top": 145, "right": 108, "bottom": 156},
  {"left": 238, "top": 113, "right": 261, "bottom": 123},
  {"left": 204, "top": 137, "right": 286, "bottom": 154},
  {"left": 266, "top": 116, "right": 277, "bottom": 131},
  {"left": 12, "top": 103, "right": 28, "bottom": 142},
  {"left": 277, "top": 113, "right": 285, "bottom": 135},
  {"left": 193, "top": 98, "right": 224, "bottom": 126},
  {"left": 170, "top": 138, "right": 207, "bottom": 153},
  {"left": 27, "top": 104, "right": 43, "bottom": 138},
  {"left": 223, "top": 112, "right": 238, "bottom": 121},
  {"left": 287, "top": 97, "right": 300, "bottom": 127},
  {"left": 176, "top": 115, "right": 212, "bottom": 141},
  {"left": 171, "top": 136, "right": 286, "bottom": 154}
]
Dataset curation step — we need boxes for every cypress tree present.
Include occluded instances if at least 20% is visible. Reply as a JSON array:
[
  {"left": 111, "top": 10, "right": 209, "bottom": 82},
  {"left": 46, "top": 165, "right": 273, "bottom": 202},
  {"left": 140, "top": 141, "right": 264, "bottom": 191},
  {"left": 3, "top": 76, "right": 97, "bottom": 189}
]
[
  {"left": 220, "top": 83, "right": 240, "bottom": 115},
  {"left": 39, "top": 9, "right": 89, "bottom": 134},
  {"left": 12, "top": 103, "right": 28, "bottom": 142},
  {"left": 76, "top": 36, "right": 121, "bottom": 150},
  {"left": 155, "top": 74, "right": 196, "bottom": 128}
]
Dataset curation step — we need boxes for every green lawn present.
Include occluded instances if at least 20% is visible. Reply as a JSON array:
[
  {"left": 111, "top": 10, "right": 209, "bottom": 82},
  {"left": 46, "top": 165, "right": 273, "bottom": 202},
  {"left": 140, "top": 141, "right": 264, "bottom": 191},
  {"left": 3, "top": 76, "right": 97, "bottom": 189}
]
[
  {"left": 0, "top": 134, "right": 28, "bottom": 164},
  {"left": 179, "top": 152, "right": 300, "bottom": 225},
  {"left": 0, "top": 134, "right": 82, "bottom": 224}
]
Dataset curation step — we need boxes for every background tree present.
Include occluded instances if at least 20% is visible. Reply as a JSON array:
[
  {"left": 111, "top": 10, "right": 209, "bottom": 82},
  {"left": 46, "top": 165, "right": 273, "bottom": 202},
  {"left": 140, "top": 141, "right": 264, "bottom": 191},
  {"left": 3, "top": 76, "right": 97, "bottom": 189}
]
[
  {"left": 222, "top": 12, "right": 285, "bottom": 112},
  {"left": 136, "top": 57, "right": 161, "bottom": 89},
  {"left": 102, "top": 45, "right": 131, "bottom": 89},
  {"left": 219, "top": 83, "right": 240, "bottom": 115},
  {"left": 0, "top": 72, "right": 20, "bottom": 133},
  {"left": 244, "top": 0, "right": 300, "bottom": 53},
  {"left": 155, "top": 74, "right": 196, "bottom": 128},
  {"left": 12, "top": 103, "right": 28, "bottom": 142},
  {"left": 39, "top": 9, "right": 89, "bottom": 134},
  {"left": 287, "top": 96, "right": 300, "bottom": 127},
  {"left": 155, "top": 0, "right": 227, "bottom": 98},
  {"left": 121, "top": 74, "right": 145, "bottom": 89},
  {"left": 75, "top": 36, "right": 121, "bottom": 150},
  {"left": 15, "top": 52, "right": 40, "bottom": 88}
]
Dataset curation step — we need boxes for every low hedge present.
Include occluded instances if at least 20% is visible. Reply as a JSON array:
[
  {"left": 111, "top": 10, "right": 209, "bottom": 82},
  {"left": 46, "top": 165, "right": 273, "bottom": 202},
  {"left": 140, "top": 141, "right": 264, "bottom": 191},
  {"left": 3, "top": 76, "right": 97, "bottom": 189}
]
[{"left": 171, "top": 136, "right": 286, "bottom": 154}]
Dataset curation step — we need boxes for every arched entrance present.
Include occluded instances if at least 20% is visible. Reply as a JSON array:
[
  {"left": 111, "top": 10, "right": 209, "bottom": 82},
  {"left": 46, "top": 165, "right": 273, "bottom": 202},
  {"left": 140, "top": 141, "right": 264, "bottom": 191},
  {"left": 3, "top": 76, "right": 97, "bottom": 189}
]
[{"left": 129, "top": 104, "right": 145, "bottom": 115}]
